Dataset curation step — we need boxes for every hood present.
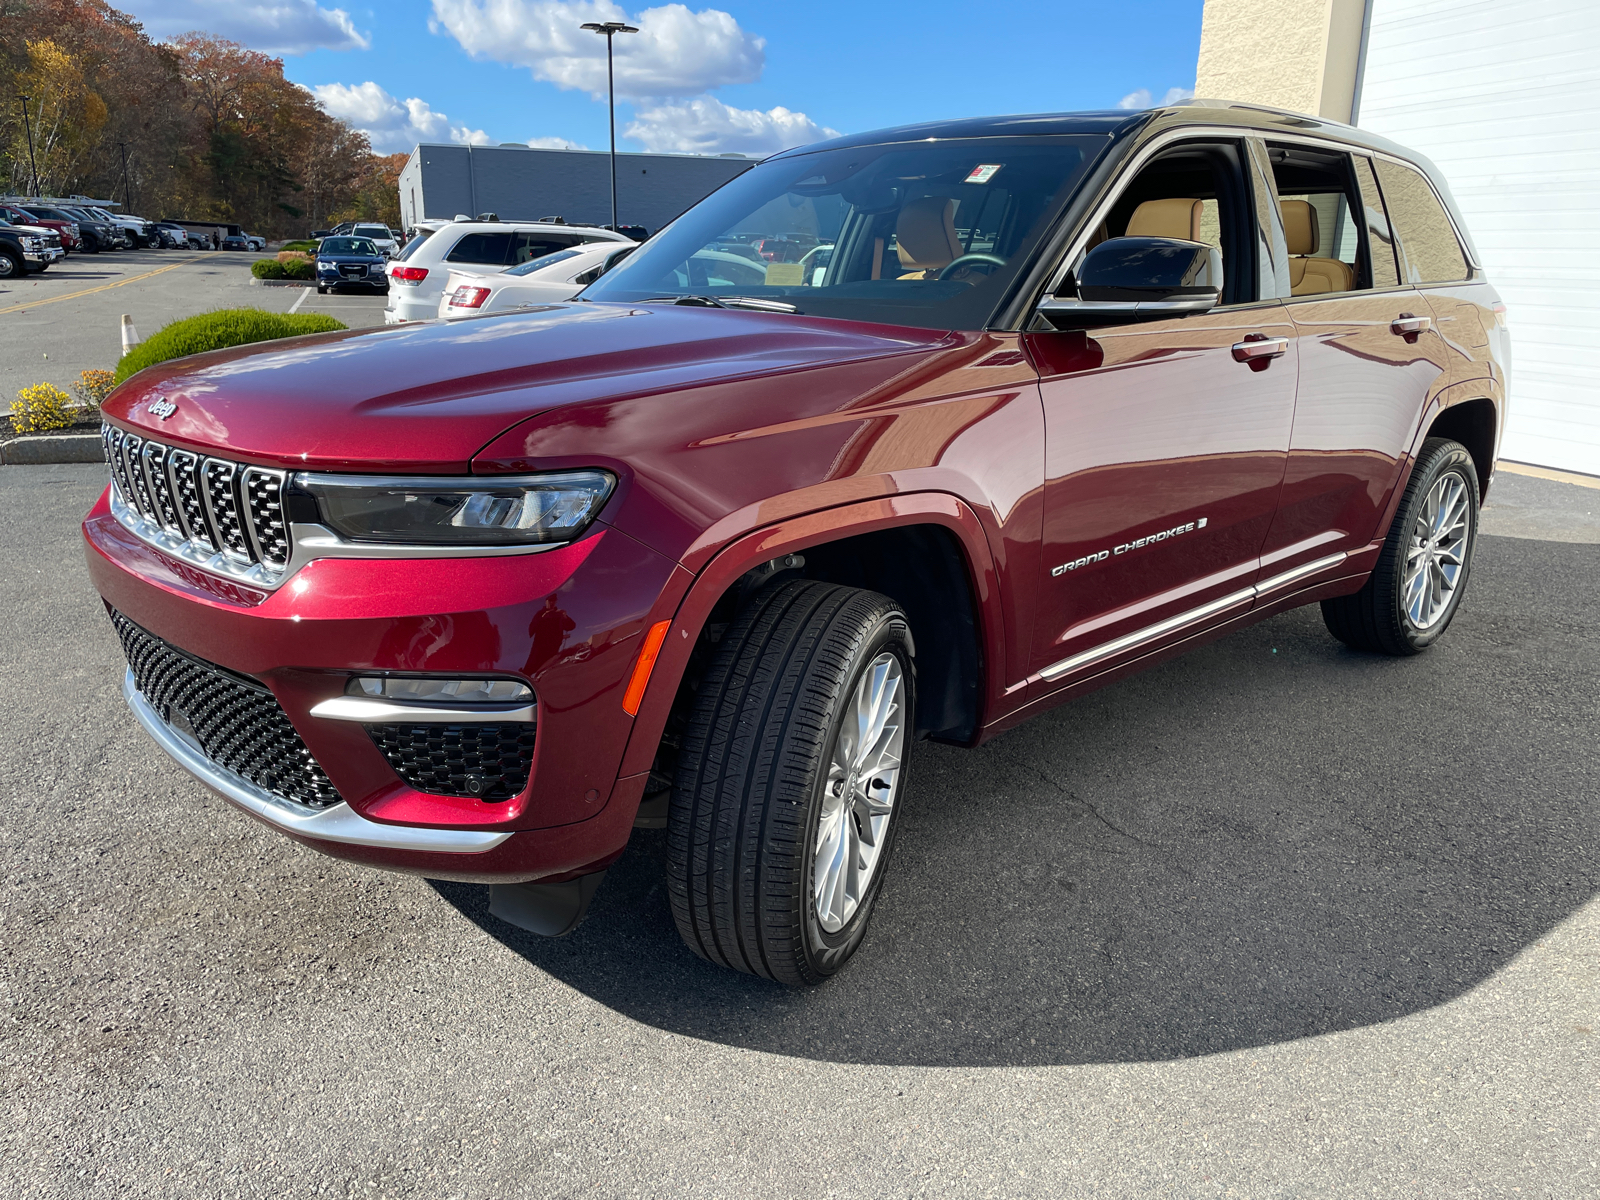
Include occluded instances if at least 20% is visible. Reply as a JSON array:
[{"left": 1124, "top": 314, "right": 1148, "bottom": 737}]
[{"left": 102, "top": 302, "right": 957, "bottom": 473}]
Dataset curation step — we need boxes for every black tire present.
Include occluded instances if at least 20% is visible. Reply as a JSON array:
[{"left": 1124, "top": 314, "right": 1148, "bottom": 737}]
[
  {"left": 316, "top": 284, "right": 327, "bottom": 295},
  {"left": 1322, "top": 437, "right": 1480, "bottom": 655},
  {"left": 667, "top": 579, "right": 916, "bottom": 986},
  {"left": 0, "top": 250, "right": 19, "bottom": 279}
]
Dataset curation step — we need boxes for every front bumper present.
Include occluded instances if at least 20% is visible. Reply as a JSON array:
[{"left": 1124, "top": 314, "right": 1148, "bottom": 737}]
[
  {"left": 85, "top": 486, "right": 686, "bottom": 882},
  {"left": 24, "top": 248, "right": 62, "bottom": 265}
]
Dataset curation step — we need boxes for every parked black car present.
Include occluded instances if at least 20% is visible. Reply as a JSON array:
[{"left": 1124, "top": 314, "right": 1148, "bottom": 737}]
[
  {"left": 0, "top": 221, "right": 63, "bottom": 277},
  {"left": 314, "top": 235, "right": 389, "bottom": 293},
  {"left": 220, "top": 232, "right": 249, "bottom": 251},
  {"left": 33, "top": 205, "right": 118, "bottom": 252}
]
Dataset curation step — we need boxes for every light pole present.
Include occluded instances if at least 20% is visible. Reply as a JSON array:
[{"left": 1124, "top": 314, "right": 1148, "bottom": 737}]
[
  {"left": 19, "top": 95, "right": 40, "bottom": 198},
  {"left": 118, "top": 141, "right": 133, "bottom": 211},
  {"left": 579, "top": 20, "right": 638, "bottom": 231}
]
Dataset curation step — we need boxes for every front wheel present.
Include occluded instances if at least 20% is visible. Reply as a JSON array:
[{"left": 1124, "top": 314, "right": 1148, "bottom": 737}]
[
  {"left": 667, "top": 580, "right": 915, "bottom": 986},
  {"left": 1322, "top": 436, "right": 1481, "bottom": 654}
]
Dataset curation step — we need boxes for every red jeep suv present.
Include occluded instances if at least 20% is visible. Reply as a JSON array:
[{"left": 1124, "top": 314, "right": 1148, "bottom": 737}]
[{"left": 86, "top": 102, "right": 1505, "bottom": 985}]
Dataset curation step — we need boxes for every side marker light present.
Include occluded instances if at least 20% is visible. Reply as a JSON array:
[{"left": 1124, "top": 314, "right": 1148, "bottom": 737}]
[{"left": 622, "top": 620, "right": 672, "bottom": 716}]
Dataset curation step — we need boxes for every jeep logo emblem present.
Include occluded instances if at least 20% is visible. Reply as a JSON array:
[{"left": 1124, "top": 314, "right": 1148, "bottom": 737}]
[{"left": 146, "top": 397, "right": 177, "bottom": 420}]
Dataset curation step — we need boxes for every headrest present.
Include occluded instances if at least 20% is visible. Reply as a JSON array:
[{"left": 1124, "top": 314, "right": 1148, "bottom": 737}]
[
  {"left": 1125, "top": 198, "right": 1202, "bottom": 241},
  {"left": 1279, "top": 199, "right": 1319, "bottom": 255},
  {"left": 896, "top": 197, "right": 961, "bottom": 269}
]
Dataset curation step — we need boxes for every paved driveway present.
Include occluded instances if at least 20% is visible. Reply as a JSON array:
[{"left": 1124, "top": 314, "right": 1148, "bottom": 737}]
[
  {"left": 0, "top": 465, "right": 1594, "bottom": 1198},
  {"left": 0, "top": 249, "right": 389, "bottom": 402}
]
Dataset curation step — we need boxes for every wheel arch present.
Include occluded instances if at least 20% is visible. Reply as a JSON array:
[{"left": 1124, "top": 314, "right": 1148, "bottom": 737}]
[
  {"left": 616, "top": 492, "right": 1003, "bottom": 783},
  {"left": 1424, "top": 392, "right": 1498, "bottom": 497}
]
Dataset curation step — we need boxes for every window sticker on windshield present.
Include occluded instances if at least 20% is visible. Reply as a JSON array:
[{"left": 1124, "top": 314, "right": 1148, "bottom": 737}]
[
  {"left": 965, "top": 164, "right": 1003, "bottom": 184},
  {"left": 764, "top": 263, "right": 805, "bottom": 286}
]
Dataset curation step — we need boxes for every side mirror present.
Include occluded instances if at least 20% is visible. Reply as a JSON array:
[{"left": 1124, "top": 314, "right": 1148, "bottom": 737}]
[{"left": 1036, "top": 236, "right": 1221, "bottom": 328}]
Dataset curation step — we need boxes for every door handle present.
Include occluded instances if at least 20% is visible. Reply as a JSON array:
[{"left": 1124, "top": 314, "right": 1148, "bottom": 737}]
[
  {"left": 1231, "top": 335, "right": 1288, "bottom": 371},
  {"left": 1391, "top": 312, "right": 1432, "bottom": 342}
]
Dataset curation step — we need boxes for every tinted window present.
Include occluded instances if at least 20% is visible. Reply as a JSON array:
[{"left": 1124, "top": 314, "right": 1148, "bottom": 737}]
[
  {"left": 1373, "top": 159, "right": 1468, "bottom": 284},
  {"left": 321, "top": 237, "right": 377, "bottom": 255},
  {"left": 506, "top": 249, "right": 583, "bottom": 277},
  {"left": 584, "top": 135, "right": 1099, "bottom": 331},
  {"left": 445, "top": 231, "right": 513, "bottom": 264},
  {"left": 1268, "top": 143, "right": 1390, "bottom": 294},
  {"left": 395, "top": 231, "right": 432, "bottom": 261},
  {"left": 1353, "top": 158, "right": 1400, "bottom": 288}
]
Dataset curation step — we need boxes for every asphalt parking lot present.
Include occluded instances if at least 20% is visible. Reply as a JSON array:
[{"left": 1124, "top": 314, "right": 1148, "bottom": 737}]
[
  {"left": 0, "top": 461, "right": 1594, "bottom": 1199},
  {"left": 0, "top": 249, "right": 389, "bottom": 402}
]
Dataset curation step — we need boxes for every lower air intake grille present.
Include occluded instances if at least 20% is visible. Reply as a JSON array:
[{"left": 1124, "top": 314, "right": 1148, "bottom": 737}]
[
  {"left": 369, "top": 723, "right": 537, "bottom": 801},
  {"left": 110, "top": 609, "right": 342, "bottom": 810}
]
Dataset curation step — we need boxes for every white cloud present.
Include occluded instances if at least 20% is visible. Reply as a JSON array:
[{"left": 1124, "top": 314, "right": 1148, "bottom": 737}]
[
  {"left": 625, "top": 95, "right": 837, "bottom": 155},
  {"left": 430, "top": 1, "right": 763, "bottom": 99},
  {"left": 1117, "top": 86, "right": 1195, "bottom": 111},
  {"left": 527, "top": 136, "right": 589, "bottom": 150},
  {"left": 120, "top": 0, "right": 368, "bottom": 54},
  {"left": 313, "top": 81, "right": 490, "bottom": 152}
]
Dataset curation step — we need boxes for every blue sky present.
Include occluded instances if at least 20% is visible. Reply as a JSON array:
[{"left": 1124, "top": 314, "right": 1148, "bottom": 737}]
[{"left": 115, "top": 1, "right": 1204, "bottom": 156}]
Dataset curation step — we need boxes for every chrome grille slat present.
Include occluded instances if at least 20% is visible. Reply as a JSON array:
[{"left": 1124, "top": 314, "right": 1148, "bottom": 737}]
[
  {"left": 106, "top": 427, "right": 130, "bottom": 501},
  {"left": 141, "top": 441, "right": 182, "bottom": 533},
  {"left": 123, "top": 434, "right": 152, "bottom": 519},
  {"left": 242, "top": 468, "right": 290, "bottom": 569},
  {"left": 165, "top": 449, "right": 212, "bottom": 548},
  {"left": 202, "top": 458, "right": 255, "bottom": 563}
]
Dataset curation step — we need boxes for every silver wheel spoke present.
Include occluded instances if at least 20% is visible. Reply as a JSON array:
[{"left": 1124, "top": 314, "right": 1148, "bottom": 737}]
[
  {"left": 1404, "top": 470, "right": 1474, "bottom": 631},
  {"left": 812, "top": 650, "right": 906, "bottom": 934}
]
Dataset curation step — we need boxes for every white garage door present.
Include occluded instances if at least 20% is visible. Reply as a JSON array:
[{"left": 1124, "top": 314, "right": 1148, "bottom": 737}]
[{"left": 1358, "top": 0, "right": 1600, "bottom": 476}]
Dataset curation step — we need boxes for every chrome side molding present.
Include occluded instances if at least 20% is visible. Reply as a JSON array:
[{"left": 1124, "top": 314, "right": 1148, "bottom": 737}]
[{"left": 1039, "top": 552, "right": 1348, "bottom": 683}]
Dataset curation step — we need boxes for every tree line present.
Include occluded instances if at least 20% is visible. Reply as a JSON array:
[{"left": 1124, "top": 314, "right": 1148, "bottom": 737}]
[{"left": 0, "top": 0, "right": 402, "bottom": 236}]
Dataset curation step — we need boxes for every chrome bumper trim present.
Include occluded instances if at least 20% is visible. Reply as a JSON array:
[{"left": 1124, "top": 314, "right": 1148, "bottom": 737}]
[
  {"left": 310, "top": 696, "right": 536, "bottom": 724},
  {"left": 123, "top": 669, "right": 512, "bottom": 854}
]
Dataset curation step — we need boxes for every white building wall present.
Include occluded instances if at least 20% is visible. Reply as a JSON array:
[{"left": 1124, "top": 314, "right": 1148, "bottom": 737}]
[{"left": 1358, "top": 0, "right": 1600, "bottom": 475}]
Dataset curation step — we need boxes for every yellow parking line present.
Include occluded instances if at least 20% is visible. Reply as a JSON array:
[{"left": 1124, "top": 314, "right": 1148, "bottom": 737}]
[{"left": 0, "top": 254, "right": 209, "bottom": 314}]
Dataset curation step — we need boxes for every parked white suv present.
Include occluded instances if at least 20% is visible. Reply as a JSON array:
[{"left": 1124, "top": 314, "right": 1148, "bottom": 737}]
[
  {"left": 384, "top": 219, "right": 631, "bottom": 324},
  {"left": 350, "top": 223, "right": 398, "bottom": 257}
]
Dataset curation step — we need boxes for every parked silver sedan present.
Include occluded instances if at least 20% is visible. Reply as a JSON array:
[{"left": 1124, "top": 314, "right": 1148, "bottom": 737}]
[{"left": 436, "top": 242, "right": 637, "bottom": 318}]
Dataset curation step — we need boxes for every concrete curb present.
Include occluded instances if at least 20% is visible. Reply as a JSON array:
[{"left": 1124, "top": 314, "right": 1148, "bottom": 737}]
[
  {"left": 1, "top": 432, "right": 104, "bottom": 465},
  {"left": 247, "top": 277, "right": 313, "bottom": 288}
]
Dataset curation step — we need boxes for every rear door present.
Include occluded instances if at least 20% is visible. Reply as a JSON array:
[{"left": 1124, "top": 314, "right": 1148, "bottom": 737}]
[
  {"left": 1259, "top": 145, "right": 1451, "bottom": 582},
  {"left": 1024, "top": 136, "right": 1298, "bottom": 686}
]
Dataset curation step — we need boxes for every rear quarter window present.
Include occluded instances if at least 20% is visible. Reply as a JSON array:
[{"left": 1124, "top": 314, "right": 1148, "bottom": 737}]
[
  {"left": 445, "top": 231, "right": 513, "bottom": 265},
  {"left": 1374, "top": 160, "right": 1469, "bottom": 284}
]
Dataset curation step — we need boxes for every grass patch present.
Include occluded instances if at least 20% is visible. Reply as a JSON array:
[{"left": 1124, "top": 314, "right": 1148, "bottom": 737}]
[{"left": 115, "top": 309, "right": 347, "bottom": 384}]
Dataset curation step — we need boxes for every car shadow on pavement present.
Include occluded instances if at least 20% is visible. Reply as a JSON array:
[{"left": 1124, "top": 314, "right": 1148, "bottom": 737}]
[{"left": 432, "top": 535, "right": 1599, "bottom": 1067}]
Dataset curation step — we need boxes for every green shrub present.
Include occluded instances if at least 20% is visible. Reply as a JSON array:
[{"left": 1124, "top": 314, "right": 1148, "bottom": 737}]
[
  {"left": 280, "top": 240, "right": 318, "bottom": 253},
  {"left": 114, "top": 309, "right": 347, "bottom": 384},
  {"left": 282, "top": 257, "right": 314, "bottom": 280},
  {"left": 251, "top": 258, "right": 286, "bottom": 279},
  {"left": 10, "top": 382, "right": 75, "bottom": 433}
]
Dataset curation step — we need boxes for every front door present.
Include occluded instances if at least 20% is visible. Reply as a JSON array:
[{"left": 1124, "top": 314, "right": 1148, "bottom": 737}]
[{"left": 1025, "top": 138, "right": 1298, "bottom": 686}]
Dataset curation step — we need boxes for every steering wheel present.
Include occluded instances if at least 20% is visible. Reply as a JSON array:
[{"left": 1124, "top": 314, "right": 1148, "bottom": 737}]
[{"left": 937, "top": 253, "right": 1006, "bottom": 281}]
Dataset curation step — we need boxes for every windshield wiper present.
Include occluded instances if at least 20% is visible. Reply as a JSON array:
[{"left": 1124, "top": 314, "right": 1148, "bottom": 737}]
[{"left": 640, "top": 295, "right": 800, "bottom": 314}]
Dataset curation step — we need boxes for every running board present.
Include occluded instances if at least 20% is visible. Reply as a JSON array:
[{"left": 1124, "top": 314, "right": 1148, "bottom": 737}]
[{"left": 1038, "top": 552, "right": 1346, "bottom": 683}]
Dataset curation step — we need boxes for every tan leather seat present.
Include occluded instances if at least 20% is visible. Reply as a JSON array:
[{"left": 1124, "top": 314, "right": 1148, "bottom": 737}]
[
  {"left": 895, "top": 197, "right": 962, "bottom": 279},
  {"left": 1280, "top": 199, "right": 1355, "bottom": 295},
  {"left": 1125, "top": 197, "right": 1203, "bottom": 240}
]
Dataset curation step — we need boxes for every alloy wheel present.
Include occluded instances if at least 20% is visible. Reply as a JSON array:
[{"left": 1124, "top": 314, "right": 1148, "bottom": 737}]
[
  {"left": 1404, "top": 470, "right": 1471, "bottom": 630},
  {"left": 813, "top": 651, "right": 905, "bottom": 933}
]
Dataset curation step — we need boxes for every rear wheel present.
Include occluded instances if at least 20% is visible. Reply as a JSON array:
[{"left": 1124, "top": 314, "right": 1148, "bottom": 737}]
[
  {"left": 1322, "top": 437, "right": 1480, "bottom": 654},
  {"left": 667, "top": 580, "right": 915, "bottom": 986}
]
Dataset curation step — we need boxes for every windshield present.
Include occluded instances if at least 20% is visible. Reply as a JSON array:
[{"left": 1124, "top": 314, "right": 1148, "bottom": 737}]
[
  {"left": 321, "top": 237, "right": 377, "bottom": 255},
  {"left": 583, "top": 135, "right": 1102, "bottom": 330},
  {"left": 506, "top": 248, "right": 583, "bottom": 277},
  {"left": 353, "top": 225, "right": 390, "bottom": 239}
]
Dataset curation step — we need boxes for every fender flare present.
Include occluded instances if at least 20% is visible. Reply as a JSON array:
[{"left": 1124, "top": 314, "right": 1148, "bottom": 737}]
[
  {"left": 615, "top": 491, "right": 1003, "bottom": 779},
  {"left": 1368, "top": 376, "right": 1504, "bottom": 556}
]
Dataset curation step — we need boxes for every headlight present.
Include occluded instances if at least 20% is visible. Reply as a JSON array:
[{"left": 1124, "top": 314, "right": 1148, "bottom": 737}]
[{"left": 295, "top": 471, "right": 616, "bottom": 546}]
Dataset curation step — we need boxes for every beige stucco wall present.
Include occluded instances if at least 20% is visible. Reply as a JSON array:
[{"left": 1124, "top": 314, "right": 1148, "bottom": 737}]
[{"left": 1195, "top": 0, "right": 1367, "bottom": 121}]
